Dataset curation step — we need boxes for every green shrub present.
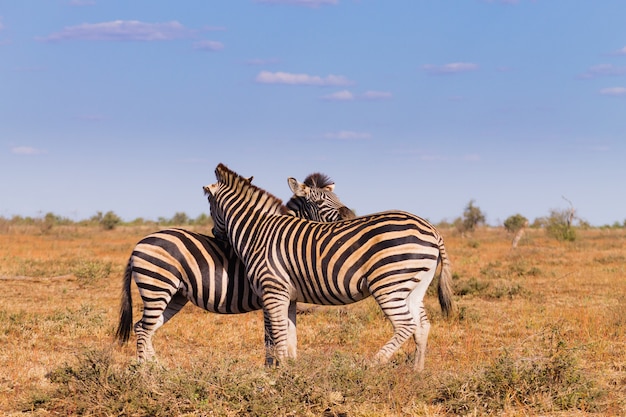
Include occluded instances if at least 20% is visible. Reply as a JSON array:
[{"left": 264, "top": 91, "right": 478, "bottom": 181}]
[
  {"left": 504, "top": 214, "right": 528, "bottom": 233},
  {"left": 545, "top": 209, "right": 576, "bottom": 241},
  {"left": 434, "top": 326, "right": 603, "bottom": 414},
  {"left": 34, "top": 349, "right": 425, "bottom": 417},
  {"left": 101, "top": 211, "right": 121, "bottom": 230},
  {"left": 455, "top": 200, "right": 486, "bottom": 235}
]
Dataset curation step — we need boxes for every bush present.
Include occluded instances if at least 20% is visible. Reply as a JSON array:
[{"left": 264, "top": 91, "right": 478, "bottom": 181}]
[
  {"left": 170, "top": 212, "right": 190, "bottom": 225},
  {"left": 504, "top": 214, "right": 528, "bottom": 233},
  {"left": 455, "top": 200, "right": 486, "bottom": 235},
  {"left": 434, "top": 326, "right": 603, "bottom": 414},
  {"left": 100, "top": 211, "right": 122, "bottom": 230},
  {"left": 35, "top": 349, "right": 426, "bottom": 417},
  {"left": 545, "top": 209, "right": 576, "bottom": 242},
  {"left": 194, "top": 213, "right": 212, "bottom": 226}
]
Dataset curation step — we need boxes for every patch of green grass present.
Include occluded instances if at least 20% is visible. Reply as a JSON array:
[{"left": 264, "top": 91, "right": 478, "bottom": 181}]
[
  {"left": 31, "top": 349, "right": 431, "bottom": 417},
  {"left": 30, "top": 331, "right": 607, "bottom": 417},
  {"left": 434, "top": 325, "right": 604, "bottom": 415},
  {"left": 72, "top": 259, "right": 112, "bottom": 285},
  {"left": 0, "top": 256, "right": 111, "bottom": 283},
  {"left": 456, "top": 277, "right": 490, "bottom": 297}
]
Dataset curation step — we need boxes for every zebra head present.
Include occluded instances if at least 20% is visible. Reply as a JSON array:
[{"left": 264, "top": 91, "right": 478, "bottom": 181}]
[
  {"left": 286, "top": 173, "right": 355, "bottom": 222},
  {"left": 204, "top": 164, "right": 287, "bottom": 241},
  {"left": 204, "top": 185, "right": 227, "bottom": 240}
]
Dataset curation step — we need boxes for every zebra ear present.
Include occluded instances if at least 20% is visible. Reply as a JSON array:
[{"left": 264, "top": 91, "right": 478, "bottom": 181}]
[
  {"left": 323, "top": 183, "right": 335, "bottom": 192},
  {"left": 203, "top": 183, "right": 219, "bottom": 196},
  {"left": 288, "top": 177, "right": 310, "bottom": 197}
]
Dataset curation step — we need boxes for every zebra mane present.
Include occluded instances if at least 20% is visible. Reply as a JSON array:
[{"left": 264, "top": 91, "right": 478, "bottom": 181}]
[
  {"left": 215, "top": 163, "right": 288, "bottom": 215},
  {"left": 303, "top": 173, "right": 334, "bottom": 189}
]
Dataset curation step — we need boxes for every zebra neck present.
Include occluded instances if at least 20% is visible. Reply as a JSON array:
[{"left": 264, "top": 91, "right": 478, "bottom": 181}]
[{"left": 221, "top": 186, "right": 285, "bottom": 256}]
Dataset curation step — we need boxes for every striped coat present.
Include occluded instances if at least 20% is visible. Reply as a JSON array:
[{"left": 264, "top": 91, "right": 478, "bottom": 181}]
[
  {"left": 116, "top": 173, "right": 354, "bottom": 362},
  {"left": 205, "top": 163, "right": 454, "bottom": 370}
]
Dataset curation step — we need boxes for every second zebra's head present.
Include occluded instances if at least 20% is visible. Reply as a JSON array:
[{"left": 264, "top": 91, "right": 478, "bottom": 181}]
[{"left": 286, "top": 173, "right": 355, "bottom": 222}]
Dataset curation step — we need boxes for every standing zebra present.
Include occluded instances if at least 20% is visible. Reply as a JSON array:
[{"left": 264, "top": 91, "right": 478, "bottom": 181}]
[
  {"left": 204, "top": 163, "right": 454, "bottom": 371},
  {"left": 116, "top": 173, "right": 354, "bottom": 362}
]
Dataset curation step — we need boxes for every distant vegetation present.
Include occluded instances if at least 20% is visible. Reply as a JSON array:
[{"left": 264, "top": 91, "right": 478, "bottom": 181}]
[
  {"left": 0, "top": 211, "right": 213, "bottom": 231},
  {"left": 0, "top": 203, "right": 624, "bottom": 238}
]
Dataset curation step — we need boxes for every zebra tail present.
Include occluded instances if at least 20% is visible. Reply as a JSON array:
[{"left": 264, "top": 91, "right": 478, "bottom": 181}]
[
  {"left": 437, "top": 238, "right": 455, "bottom": 318},
  {"left": 115, "top": 259, "right": 133, "bottom": 344}
]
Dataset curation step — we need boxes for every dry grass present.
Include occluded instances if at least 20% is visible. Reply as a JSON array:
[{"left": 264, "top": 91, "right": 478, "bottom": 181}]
[{"left": 0, "top": 224, "right": 624, "bottom": 416}]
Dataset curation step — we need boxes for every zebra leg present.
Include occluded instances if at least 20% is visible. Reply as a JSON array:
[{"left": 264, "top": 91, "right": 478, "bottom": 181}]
[
  {"left": 161, "top": 291, "right": 189, "bottom": 325},
  {"left": 262, "top": 292, "right": 293, "bottom": 365},
  {"left": 263, "top": 313, "right": 275, "bottom": 367},
  {"left": 264, "top": 300, "right": 297, "bottom": 366},
  {"left": 134, "top": 288, "right": 181, "bottom": 362},
  {"left": 407, "top": 290, "right": 430, "bottom": 371},
  {"left": 371, "top": 294, "right": 417, "bottom": 365},
  {"left": 406, "top": 269, "right": 436, "bottom": 371},
  {"left": 287, "top": 301, "right": 297, "bottom": 359},
  {"left": 134, "top": 317, "right": 163, "bottom": 362}
]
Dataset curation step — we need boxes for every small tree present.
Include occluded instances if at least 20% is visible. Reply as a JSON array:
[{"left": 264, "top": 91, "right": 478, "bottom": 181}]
[
  {"left": 504, "top": 214, "right": 529, "bottom": 249},
  {"left": 194, "top": 213, "right": 212, "bottom": 226},
  {"left": 545, "top": 209, "right": 576, "bottom": 242},
  {"left": 504, "top": 214, "right": 528, "bottom": 233},
  {"left": 41, "top": 212, "right": 57, "bottom": 233},
  {"left": 170, "top": 212, "right": 190, "bottom": 225},
  {"left": 456, "top": 200, "right": 486, "bottom": 235},
  {"left": 100, "top": 211, "right": 121, "bottom": 230}
]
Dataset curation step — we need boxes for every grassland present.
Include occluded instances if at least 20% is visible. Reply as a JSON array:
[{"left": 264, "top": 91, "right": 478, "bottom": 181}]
[{"left": 0, "top": 222, "right": 624, "bottom": 416}]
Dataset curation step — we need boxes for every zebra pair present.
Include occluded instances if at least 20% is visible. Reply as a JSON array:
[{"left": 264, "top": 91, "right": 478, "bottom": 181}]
[
  {"left": 204, "top": 163, "right": 454, "bottom": 371},
  {"left": 116, "top": 173, "right": 354, "bottom": 362}
]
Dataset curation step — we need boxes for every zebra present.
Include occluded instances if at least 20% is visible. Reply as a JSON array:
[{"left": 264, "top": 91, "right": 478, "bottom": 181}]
[
  {"left": 115, "top": 173, "right": 355, "bottom": 362},
  {"left": 204, "top": 163, "right": 454, "bottom": 371}
]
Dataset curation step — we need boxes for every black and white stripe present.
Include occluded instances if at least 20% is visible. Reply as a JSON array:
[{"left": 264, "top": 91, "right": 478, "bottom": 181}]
[
  {"left": 116, "top": 173, "right": 354, "bottom": 361},
  {"left": 204, "top": 164, "right": 454, "bottom": 370}
]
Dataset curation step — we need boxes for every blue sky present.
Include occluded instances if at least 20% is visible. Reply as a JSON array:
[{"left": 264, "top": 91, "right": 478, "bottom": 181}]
[{"left": 1, "top": 0, "right": 625, "bottom": 226}]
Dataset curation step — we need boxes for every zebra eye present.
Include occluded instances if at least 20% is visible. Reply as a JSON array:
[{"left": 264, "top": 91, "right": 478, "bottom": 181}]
[{"left": 315, "top": 199, "right": 325, "bottom": 205}]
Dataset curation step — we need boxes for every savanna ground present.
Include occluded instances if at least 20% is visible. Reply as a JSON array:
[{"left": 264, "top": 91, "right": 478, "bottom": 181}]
[{"left": 0, "top": 221, "right": 624, "bottom": 416}]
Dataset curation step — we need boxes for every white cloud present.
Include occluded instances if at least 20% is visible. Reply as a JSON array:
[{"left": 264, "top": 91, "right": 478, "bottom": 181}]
[
  {"left": 579, "top": 64, "right": 626, "bottom": 79},
  {"left": 421, "top": 62, "right": 479, "bottom": 75},
  {"left": 613, "top": 46, "right": 626, "bottom": 56},
  {"left": 323, "top": 131, "right": 371, "bottom": 140},
  {"left": 193, "top": 40, "right": 224, "bottom": 51},
  {"left": 361, "top": 90, "right": 392, "bottom": 100},
  {"left": 38, "top": 20, "right": 191, "bottom": 42},
  {"left": 11, "top": 146, "right": 46, "bottom": 155},
  {"left": 600, "top": 87, "right": 626, "bottom": 96},
  {"left": 463, "top": 154, "right": 481, "bottom": 161},
  {"left": 321, "top": 90, "right": 392, "bottom": 101},
  {"left": 254, "top": 0, "right": 338, "bottom": 7},
  {"left": 321, "top": 90, "right": 354, "bottom": 101},
  {"left": 255, "top": 71, "right": 353, "bottom": 86}
]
